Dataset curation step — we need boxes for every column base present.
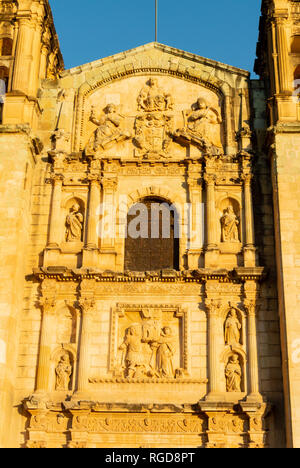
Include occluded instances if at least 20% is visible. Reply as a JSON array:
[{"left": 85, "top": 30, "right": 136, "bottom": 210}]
[
  {"left": 205, "top": 247, "right": 220, "bottom": 268},
  {"left": 243, "top": 246, "right": 258, "bottom": 267},
  {"left": 71, "top": 390, "right": 92, "bottom": 402},
  {"left": 186, "top": 249, "right": 204, "bottom": 269},
  {"left": 82, "top": 247, "right": 100, "bottom": 268},
  {"left": 43, "top": 247, "right": 62, "bottom": 267},
  {"left": 241, "top": 393, "right": 265, "bottom": 406}
]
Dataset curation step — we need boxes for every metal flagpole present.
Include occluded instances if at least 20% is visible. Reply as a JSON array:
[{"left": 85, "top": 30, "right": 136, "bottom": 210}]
[{"left": 155, "top": 0, "right": 158, "bottom": 42}]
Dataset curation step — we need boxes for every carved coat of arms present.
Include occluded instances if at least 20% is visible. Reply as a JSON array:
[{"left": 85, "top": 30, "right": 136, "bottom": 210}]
[{"left": 133, "top": 78, "right": 174, "bottom": 159}]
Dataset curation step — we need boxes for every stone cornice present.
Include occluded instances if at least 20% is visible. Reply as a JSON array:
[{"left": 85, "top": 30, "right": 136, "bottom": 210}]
[{"left": 32, "top": 267, "right": 266, "bottom": 283}]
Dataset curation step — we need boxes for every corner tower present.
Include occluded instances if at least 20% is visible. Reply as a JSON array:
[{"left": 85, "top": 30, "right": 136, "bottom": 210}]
[
  {"left": 0, "top": 0, "right": 63, "bottom": 448},
  {"left": 256, "top": 0, "right": 300, "bottom": 447}
]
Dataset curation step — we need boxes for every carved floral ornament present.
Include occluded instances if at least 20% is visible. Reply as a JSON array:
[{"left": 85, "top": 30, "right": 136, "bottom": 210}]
[{"left": 85, "top": 79, "right": 223, "bottom": 159}]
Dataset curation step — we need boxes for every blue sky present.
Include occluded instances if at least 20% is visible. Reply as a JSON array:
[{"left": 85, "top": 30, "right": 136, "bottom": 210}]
[{"left": 49, "top": 0, "right": 261, "bottom": 76}]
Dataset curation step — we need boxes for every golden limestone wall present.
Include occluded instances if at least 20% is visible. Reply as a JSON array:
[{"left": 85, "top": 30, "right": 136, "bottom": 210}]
[
  {"left": 0, "top": 0, "right": 287, "bottom": 448},
  {"left": 6, "top": 42, "right": 284, "bottom": 448},
  {"left": 255, "top": 0, "right": 300, "bottom": 447}
]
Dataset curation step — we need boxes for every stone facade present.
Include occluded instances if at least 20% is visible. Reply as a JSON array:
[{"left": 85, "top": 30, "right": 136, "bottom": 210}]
[{"left": 0, "top": 0, "right": 297, "bottom": 448}]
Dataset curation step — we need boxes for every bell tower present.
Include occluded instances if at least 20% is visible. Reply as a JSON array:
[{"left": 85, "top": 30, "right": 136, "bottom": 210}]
[
  {"left": 0, "top": 0, "right": 63, "bottom": 126},
  {"left": 256, "top": 0, "right": 300, "bottom": 448},
  {"left": 0, "top": 0, "right": 63, "bottom": 448}
]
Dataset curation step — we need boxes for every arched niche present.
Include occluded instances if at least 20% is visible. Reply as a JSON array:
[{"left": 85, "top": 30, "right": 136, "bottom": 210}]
[
  {"left": 56, "top": 304, "right": 77, "bottom": 345},
  {"left": 62, "top": 196, "right": 85, "bottom": 244},
  {"left": 221, "top": 348, "right": 247, "bottom": 394},
  {"left": 291, "top": 36, "right": 300, "bottom": 54},
  {"left": 50, "top": 346, "right": 75, "bottom": 392},
  {"left": 223, "top": 305, "right": 244, "bottom": 347},
  {"left": 217, "top": 196, "right": 241, "bottom": 244},
  {"left": 0, "top": 38, "right": 12, "bottom": 56},
  {"left": 124, "top": 196, "right": 180, "bottom": 272}
]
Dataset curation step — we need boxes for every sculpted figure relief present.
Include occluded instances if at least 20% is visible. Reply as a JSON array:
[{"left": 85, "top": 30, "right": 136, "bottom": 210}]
[
  {"left": 225, "top": 355, "right": 242, "bottom": 392},
  {"left": 174, "top": 97, "right": 222, "bottom": 155},
  {"left": 65, "top": 203, "right": 83, "bottom": 242},
  {"left": 87, "top": 103, "right": 131, "bottom": 154},
  {"left": 224, "top": 308, "right": 241, "bottom": 345},
  {"left": 155, "top": 326, "right": 176, "bottom": 378},
  {"left": 137, "top": 78, "right": 174, "bottom": 113},
  {"left": 55, "top": 353, "right": 72, "bottom": 391},
  {"left": 134, "top": 79, "right": 174, "bottom": 159},
  {"left": 221, "top": 206, "right": 240, "bottom": 243},
  {"left": 118, "top": 319, "right": 178, "bottom": 379},
  {"left": 119, "top": 325, "right": 146, "bottom": 379}
]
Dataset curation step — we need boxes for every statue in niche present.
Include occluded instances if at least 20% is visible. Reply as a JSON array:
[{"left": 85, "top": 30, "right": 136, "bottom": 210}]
[
  {"left": 65, "top": 203, "right": 83, "bottom": 242},
  {"left": 225, "top": 354, "right": 242, "bottom": 392},
  {"left": 174, "top": 97, "right": 222, "bottom": 155},
  {"left": 87, "top": 103, "right": 131, "bottom": 154},
  {"left": 119, "top": 325, "right": 146, "bottom": 379},
  {"left": 224, "top": 308, "right": 241, "bottom": 345},
  {"left": 155, "top": 326, "right": 176, "bottom": 378},
  {"left": 134, "top": 79, "right": 174, "bottom": 159},
  {"left": 220, "top": 206, "right": 240, "bottom": 242},
  {"left": 55, "top": 353, "right": 72, "bottom": 391}
]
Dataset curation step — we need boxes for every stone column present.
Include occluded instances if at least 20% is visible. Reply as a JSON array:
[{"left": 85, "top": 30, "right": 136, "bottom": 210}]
[
  {"left": 205, "top": 298, "right": 223, "bottom": 399},
  {"left": 39, "top": 29, "right": 51, "bottom": 80},
  {"left": 204, "top": 173, "right": 219, "bottom": 267},
  {"left": 275, "top": 17, "right": 289, "bottom": 94},
  {"left": 243, "top": 173, "right": 254, "bottom": 248},
  {"left": 100, "top": 177, "right": 118, "bottom": 251},
  {"left": 12, "top": 18, "right": 34, "bottom": 93},
  {"left": 48, "top": 175, "right": 64, "bottom": 248},
  {"left": 204, "top": 173, "right": 217, "bottom": 248},
  {"left": 28, "top": 22, "right": 43, "bottom": 96},
  {"left": 35, "top": 294, "right": 56, "bottom": 394},
  {"left": 86, "top": 176, "right": 100, "bottom": 249},
  {"left": 244, "top": 297, "right": 262, "bottom": 401},
  {"left": 75, "top": 297, "right": 95, "bottom": 397},
  {"left": 187, "top": 174, "right": 203, "bottom": 269},
  {"left": 243, "top": 171, "right": 257, "bottom": 267}
]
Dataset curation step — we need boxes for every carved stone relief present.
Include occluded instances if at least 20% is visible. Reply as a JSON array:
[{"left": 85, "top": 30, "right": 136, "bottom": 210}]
[
  {"left": 83, "top": 76, "right": 224, "bottom": 160},
  {"left": 86, "top": 103, "right": 131, "bottom": 156},
  {"left": 133, "top": 79, "right": 174, "bottom": 159},
  {"left": 173, "top": 97, "right": 222, "bottom": 155},
  {"left": 110, "top": 305, "right": 188, "bottom": 381}
]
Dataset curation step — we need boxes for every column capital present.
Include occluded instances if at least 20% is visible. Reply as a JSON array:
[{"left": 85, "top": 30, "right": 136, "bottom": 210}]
[
  {"left": 87, "top": 174, "right": 101, "bottom": 184},
  {"left": 241, "top": 172, "right": 253, "bottom": 185},
  {"left": 205, "top": 298, "right": 223, "bottom": 317},
  {"left": 39, "top": 296, "right": 56, "bottom": 315},
  {"left": 78, "top": 297, "right": 95, "bottom": 315},
  {"left": 50, "top": 173, "right": 64, "bottom": 184},
  {"left": 204, "top": 173, "right": 216, "bottom": 185},
  {"left": 101, "top": 176, "right": 118, "bottom": 190},
  {"left": 243, "top": 299, "right": 259, "bottom": 317}
]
